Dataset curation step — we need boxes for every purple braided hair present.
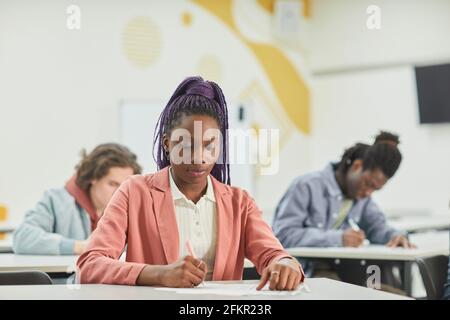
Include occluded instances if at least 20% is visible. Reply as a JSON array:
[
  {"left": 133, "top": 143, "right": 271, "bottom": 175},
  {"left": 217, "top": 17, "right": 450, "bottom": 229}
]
[{"left": 153, "top": 76, "right": 231, "bottom": 185}]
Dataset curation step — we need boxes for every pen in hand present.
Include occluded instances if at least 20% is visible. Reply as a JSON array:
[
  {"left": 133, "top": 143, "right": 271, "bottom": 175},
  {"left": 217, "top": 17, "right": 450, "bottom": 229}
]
[
  {"left": 348, "top": 218, "right": 370, "bottom": 246},
  {"left": 185, "top": 239, "right": 197, "bottom": 259},
  {"left": 348, "top": 218, "right": 360, "bottom": 231},
  {"left": 185, "top": 240, "right": 205, "bottom": 286}
]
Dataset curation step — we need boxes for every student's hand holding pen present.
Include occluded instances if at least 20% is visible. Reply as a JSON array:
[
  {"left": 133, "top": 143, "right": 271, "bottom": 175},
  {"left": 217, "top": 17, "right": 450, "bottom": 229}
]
[
  {"left": 136, "top": 255, "right": 207, "bottom": 288},
  {"left": 160, "top": 256, "right": 207, "bottom": 288},
  {"left": 342, "top": 218, "right": 366, "bottom": 247},
  {"left": 343, "top": 229, "right": 366, "bottom": 247}
]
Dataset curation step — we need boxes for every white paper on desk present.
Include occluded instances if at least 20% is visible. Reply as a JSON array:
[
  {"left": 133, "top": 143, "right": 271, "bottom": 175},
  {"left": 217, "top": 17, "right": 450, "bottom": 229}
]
[{"left": 154, "top": 282, "right": 310, "bottom": 296}]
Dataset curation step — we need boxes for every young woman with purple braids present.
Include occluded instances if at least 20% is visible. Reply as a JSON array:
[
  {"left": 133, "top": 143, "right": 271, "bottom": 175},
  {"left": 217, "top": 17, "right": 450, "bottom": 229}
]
[{"left": 77, "top": 76, "right": 304, "bottom": 290}]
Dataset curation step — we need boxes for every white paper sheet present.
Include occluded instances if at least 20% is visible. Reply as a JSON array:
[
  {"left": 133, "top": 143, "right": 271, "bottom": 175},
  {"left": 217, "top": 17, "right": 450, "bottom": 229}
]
[{"left": 154, "top": 282, "right": 311, "bottom": 296}]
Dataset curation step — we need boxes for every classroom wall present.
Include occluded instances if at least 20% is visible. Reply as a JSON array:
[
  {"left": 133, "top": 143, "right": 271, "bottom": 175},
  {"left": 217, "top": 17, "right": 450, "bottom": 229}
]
[
  {"left": 0, "top": 0, "right": 449, "bottom": 223},
  {"left": 307, "top": 0, "right": 450, "bottom": 73},
  {"left": 0, "top": 0, "right": 312, "bottom": 220},
  {"left": 307, "top": 0, "right": 450, "bottom": 217}
]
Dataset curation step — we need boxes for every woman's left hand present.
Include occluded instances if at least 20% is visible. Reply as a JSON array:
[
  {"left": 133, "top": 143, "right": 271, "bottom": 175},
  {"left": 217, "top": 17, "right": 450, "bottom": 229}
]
[{"left": 256, "top": 258, "right": 304, "bottom": 291}]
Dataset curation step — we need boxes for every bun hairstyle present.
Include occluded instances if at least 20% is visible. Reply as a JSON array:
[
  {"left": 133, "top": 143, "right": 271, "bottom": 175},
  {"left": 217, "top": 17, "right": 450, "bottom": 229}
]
[
  {"left": 336, "top": 131, "right": 402, "bottom": 178},
  {"left": 153, "top": 76, "right": 230, "bottom": 185},
  {"left": 374, "top": 130, "right": 400, "bottom": 147}
]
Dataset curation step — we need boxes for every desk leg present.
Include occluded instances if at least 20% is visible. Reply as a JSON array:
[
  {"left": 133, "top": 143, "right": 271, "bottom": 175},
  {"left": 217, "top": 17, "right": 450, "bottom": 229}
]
[{"left": 403, "top": 261, "right": 413, "bottom": 297}]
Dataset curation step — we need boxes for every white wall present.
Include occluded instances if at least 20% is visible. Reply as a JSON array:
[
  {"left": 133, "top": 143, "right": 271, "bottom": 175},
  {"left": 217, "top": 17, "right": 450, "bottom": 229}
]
[{"left": 307, "top": 0, "right": 450, "bottom": 73}]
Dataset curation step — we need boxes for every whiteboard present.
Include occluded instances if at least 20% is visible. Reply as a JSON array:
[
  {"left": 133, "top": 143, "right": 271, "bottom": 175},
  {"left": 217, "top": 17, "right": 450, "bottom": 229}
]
[{"left": 119, "top": 101, "right": 255, "bottom": 194}]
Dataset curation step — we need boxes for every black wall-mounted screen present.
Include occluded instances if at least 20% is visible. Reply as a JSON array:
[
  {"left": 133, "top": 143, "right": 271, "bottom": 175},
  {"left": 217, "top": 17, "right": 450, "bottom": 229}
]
[{"left": 415, "top": 63, "right": 450, "bottom": 124}]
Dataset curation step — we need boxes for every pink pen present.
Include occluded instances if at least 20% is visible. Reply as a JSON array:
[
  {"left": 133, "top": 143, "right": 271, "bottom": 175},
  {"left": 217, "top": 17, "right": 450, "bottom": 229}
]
[
  {"left": 185, "top": 240, "right": 205, "bottom": 286},
  {"left": 185, "top": 240, "right": 197, "bottom": 259}
]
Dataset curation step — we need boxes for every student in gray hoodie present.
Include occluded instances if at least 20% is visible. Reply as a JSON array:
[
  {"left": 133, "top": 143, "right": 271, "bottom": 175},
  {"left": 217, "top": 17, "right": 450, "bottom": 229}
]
[{"left": 13, "top": 143, "right": 142, "bottom": 255}]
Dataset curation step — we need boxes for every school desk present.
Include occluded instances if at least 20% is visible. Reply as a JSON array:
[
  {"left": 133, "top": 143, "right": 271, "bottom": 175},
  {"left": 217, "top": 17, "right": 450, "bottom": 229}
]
[
  {"left": 0, "top": 254, "right": 77, "bottom": 275},
  {"left": 0, "top": 221, "right": 18, "bottom": 234},
  {"left": 389, "top": 215, "right": 450, "bottom": 234},
  {"left": 0, "top": 278, "right": 412, "bottom": 300},
  {"left": 284, "top": 231, "right": 449, "bottom": 298},
  {"left": 0, "top": 239, "right": 13, "bottom": 253}
]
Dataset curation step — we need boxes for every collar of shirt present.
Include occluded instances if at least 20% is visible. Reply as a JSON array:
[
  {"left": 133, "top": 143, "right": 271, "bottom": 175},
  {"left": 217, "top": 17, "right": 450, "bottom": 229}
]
[
  {"left": 169, "top": 167, "right": 216, "bottom": 204},
  {"left": 322, "top": 163, "right": 344, "bottom": 200}
]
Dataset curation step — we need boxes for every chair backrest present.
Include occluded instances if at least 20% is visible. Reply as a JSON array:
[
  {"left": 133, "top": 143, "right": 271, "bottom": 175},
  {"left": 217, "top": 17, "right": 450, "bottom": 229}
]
[
  {"left": 0, "top": 271, "right": 53, "bottom": 285},
  {"left": 416, "top": 255, "right": 449, "bottom": 300}
]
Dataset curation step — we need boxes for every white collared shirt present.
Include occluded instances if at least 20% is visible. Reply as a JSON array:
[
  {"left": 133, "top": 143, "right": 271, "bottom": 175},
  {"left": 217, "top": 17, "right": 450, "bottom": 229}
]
[{"left": 169, "top": 168, "right": 217, "bottom": 280}]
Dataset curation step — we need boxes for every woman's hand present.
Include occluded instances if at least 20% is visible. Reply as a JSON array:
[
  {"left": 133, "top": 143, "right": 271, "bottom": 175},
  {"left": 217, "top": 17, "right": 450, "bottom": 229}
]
[
  {"left": 137, "top": 255, "right": 207, "bottom": 287},
  {"left": 256, "top": 258, "right": 304, "bottom": 291}
]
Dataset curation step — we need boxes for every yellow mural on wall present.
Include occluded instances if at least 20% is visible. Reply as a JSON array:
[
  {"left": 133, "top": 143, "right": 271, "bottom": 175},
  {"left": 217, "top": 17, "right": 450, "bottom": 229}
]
[
  {"left": 192, "top": 0, "right": 310, "bottom": 134},
  {"left": 256, "top": 0, "right": 311, "bottom": 17},
  {"left": 196, "top": 55, "right": 223, "bottom": 82},
  {"left": 181, "top": 11, "right": 193, "bottom": 27},
  {"left": 122, "top": 17, "right": 162, "bottom": 69}
]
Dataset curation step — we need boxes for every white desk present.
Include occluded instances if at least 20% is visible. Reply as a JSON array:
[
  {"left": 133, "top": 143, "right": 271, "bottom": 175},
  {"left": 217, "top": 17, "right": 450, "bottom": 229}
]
[
  {"left": 0, "top": 221, "right": 18, "bottom": 233},
  {"left": 0, "top": 278, "right": 412, "bottom": 300},
  {"left": 389, "top": 215, "right": 450, "bottom": 233},
  {"left": 286, "top": 244, "right": 448, "bottom": 261},
  {"left": 285, "top": 231, "right": 449, "bottom": 298},
  {"left": 0, "top": 254, "right": 77, "bottom": 273},
  {"left": 241, "top": 232, "right": 448, "bottom": 264},
  {"left": 286, "top": 231, "right": 449, "bottom": 261},
  {"left": 0, "top": 239, "right": 13, "bottom": 253}
]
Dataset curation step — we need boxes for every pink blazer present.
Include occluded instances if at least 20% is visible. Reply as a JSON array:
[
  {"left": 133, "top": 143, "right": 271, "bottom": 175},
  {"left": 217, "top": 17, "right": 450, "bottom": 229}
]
[{"left": 77, "top": 167, "right": 291, "bottom": 285}]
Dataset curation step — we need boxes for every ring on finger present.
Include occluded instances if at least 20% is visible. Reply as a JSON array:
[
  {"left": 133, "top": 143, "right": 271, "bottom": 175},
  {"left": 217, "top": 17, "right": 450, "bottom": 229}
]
[{"left": 270, "top": 271, "right": 280, "bottom": 280}]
